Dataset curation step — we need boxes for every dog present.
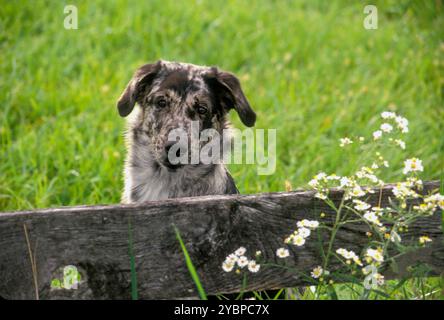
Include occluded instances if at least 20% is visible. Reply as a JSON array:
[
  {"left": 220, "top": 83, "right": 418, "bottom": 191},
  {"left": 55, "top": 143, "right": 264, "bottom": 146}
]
[{"left": 117, "top": 60, "right": 256, "bottom": 203}]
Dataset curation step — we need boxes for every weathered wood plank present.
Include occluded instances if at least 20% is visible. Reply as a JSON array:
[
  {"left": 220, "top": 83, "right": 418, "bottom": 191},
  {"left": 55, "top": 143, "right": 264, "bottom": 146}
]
[{"left": 0, "top": 181, "right": 442, "bottom": 299}]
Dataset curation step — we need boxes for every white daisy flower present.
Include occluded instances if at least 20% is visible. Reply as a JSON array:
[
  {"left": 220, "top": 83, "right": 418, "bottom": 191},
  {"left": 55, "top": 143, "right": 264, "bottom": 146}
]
[
  {"left": 403, "top": 158, "right": 423, "bottom": 175},
  {"left": 314, "top": 172, "right": 327, "bottom": 180},
  {"left": 292, "top": 234, "right": 306, "bottom": 246},
  {"left": 308, "top": 179, "right": 318, "bottom": 188},
  {"left": 373, "top": 130, "right": 382, "bottom": 140},
  {"left": 336, "top": 248, "right": 356, "bottom": 260},
  {"left": 298, "top": 227, "right": 311, "bottom": 238},
  {"left": 340, "top": 176, "right": 352, "bottom": 188},
  {"left": 297, "top": 219, "right": 309, "bottom": 228},
  {"left": 235, "top": 247, "right": 247, "bottom": 256},
  {"left": 276, "top": 248, "right": 290, "bottom": 258},
  {"left": 395, "top": 116, "right": 409, "bottom": 133},
  {"left": 381, "top": 111, "right": 396, "bottom": 119},
  {"left": 413, "top": 202, "right": 435, "bottom": 214},
  {"left": 336, "top": 248, "right": 362, "bottom": 266},
  {"left": 392, "top": 182, "right": 419, "bottom": 199},
  {"left": 339, "top": 137, "right": 353, "bottom": 147},
  {"left": 375, "top": 273, "right": 385, "bottom": 286},
  {"left": 344, "top": 251, "right": 357, "bottom": 260},
  {"left": 222, "top": 260, "right": 235, "bottom": 272},
  {"left": 366, "top": 248, "right": 384, "bottom": 263},
  {"left": 327, "top": 174, "right": 341, "bottom": 180},
  {"left": 226, "top": 253, "right": 238, "bottom": 263},
  {"left": 371, "top": 206, "right": 384, "bottom": 215},
  {"left": 247, "top": 260, "right": 260, "bottom": 273},
  {"left": 350, "top": 186, "right": 366, "bottom": 197},
  {"left": 297, "top": 219, "right": 319, "bottom": 230},
  {"left": 237, "top": 256, "right": 249, "bottom": 268},
  {"left": 353, "top": 256, "right": 363, "bottom": 266},
  {"left": 305, "top": 220, "right": 320, "bottom": 229},
  {"left": 315, "top": 192, "right": 327, "bottom": 200},
  {"left": 311, "top": 266, "right": 323, "bottom": 279},
  {"left": 353, "top": 199, "right": 371, "bottom": 211},
  {"left": 364, "top": 271, "right": 385, "bottom": 289},
  {"left": 380, "top": 123, "right": 393, "bottom": 133},
  {"left": 363, "top": 211, "right": 382, "bottom": 226},
  {"left": 424, "top": 194, "right": 444, "bottom": 210}
]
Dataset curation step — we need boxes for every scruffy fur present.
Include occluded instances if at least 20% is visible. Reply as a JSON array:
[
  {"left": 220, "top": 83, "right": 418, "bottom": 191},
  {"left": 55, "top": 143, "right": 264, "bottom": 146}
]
[{"left": 117, "top": 60, "right": 256, "bottom": 203}]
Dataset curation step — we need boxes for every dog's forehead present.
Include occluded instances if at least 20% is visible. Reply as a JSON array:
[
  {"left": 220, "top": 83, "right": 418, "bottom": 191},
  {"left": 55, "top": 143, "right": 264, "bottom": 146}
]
[
  {"left": 152, "top": 61, "right": 213, "bottom": 95},
  {"left": 161, "top": 60, "right": 211, "bottom": 76}
]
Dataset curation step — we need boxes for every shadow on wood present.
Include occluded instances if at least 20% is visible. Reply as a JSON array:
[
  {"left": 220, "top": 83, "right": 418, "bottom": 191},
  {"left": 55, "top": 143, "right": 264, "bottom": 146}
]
[{"left": 0, "top": 181, "right": 442, "bottom": 299}]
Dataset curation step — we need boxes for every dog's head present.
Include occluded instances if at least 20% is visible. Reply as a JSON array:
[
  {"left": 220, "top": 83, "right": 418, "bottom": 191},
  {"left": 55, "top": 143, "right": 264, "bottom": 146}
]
[{"left": 117, "top": 60, "right": 256, "bottom": 169}]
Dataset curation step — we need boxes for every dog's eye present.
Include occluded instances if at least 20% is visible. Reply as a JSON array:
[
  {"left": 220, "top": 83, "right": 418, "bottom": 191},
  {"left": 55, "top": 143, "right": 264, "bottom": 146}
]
[
  {"left": 156, "top": 98, "right": 167, "bottom": 108},
  {"left": 196, "top": 104, "right": 208, "bottom": 115}
]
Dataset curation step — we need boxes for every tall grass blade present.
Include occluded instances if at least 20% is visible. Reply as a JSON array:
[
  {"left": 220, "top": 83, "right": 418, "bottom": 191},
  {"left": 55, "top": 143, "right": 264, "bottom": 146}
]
[
  {"left": 174, "top": 225, "right": 207, "bottom": 300},
  {"left": 23, "top": 224, "right": 39, "bottom": 300}
]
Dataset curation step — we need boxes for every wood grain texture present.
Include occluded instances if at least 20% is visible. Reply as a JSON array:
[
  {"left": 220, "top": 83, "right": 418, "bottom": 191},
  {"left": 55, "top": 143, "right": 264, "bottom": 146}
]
[{"left": 0, "top": 181, "right": 442, "bottom": 299}]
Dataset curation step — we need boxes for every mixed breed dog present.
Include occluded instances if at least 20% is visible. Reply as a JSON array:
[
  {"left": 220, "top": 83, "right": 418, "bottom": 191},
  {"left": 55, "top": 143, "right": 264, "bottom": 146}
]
[{"left": 118, "top": 60, "right": 257, "bottom": 203}]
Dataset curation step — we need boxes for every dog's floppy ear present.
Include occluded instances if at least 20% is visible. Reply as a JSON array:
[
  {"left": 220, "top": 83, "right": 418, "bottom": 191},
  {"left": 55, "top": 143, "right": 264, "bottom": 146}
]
[
  {"left": 208, "top": 68, "right": 256, "bottom": 127},
  {"left": 117, "top": 61, "right": 162, "bottom": 117}
]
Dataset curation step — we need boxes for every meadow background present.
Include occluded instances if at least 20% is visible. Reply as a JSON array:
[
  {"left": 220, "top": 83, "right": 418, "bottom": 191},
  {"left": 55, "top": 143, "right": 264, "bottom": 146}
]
[{"left": 0, "top": 0, "right": 443, "bottom": 212}]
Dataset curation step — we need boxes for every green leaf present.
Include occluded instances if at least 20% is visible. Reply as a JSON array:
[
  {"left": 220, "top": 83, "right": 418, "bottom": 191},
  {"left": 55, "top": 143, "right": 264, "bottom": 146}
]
[
  {"left": 389, "top": 278, "right": 408, "bottom": 297},
  {"left": 51, "top": 278, "right": 61, "bottom": 289},
  {"left": 372, "top": 289, "right": 391, "bottom": 299},
  {"left": 174, "top": 225, "right": 208, "bottom": 300},
  {"left": 326, "top": 284, "right": 339, "bottom": 300},
  {"left": 273, "top": 288, "right": 285, "bottom": 300}
]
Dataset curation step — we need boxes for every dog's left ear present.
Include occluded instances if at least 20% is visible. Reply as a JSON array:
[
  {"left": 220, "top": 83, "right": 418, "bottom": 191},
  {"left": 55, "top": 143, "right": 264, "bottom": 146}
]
[
  {"left": 207, "top": 68, "right": 256, "bottom": 127},
  {"left": 117, "top": 61, "right": 162, "bottom": 117}
]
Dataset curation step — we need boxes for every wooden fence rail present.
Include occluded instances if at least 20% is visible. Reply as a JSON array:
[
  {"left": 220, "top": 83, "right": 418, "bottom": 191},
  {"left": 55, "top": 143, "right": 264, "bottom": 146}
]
[{"left": 0, "top": 181, "right": 442, "bottom": 299}]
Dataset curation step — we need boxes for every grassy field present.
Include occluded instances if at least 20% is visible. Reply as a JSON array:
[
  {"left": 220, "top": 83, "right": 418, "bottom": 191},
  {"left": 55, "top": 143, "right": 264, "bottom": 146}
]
[{"left": 1, "top": 0, "right": 443, "bottom": 211}]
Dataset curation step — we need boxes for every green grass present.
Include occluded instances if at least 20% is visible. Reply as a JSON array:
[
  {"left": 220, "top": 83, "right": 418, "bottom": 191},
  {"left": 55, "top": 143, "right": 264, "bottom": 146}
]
[
  {"left": 282, "top": 276, "right": 443, "bottom": 300},
  {"left": 0, "top": 0, "right": 442, "bottom": 211}
]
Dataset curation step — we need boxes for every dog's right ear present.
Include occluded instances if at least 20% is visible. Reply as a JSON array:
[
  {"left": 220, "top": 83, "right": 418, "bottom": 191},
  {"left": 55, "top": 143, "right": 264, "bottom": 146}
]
[
  {"left": 117, "top": 61, "right": 162, "bottom": 117},
  {"left": 205, "top": 67, "right": 256, "bottom": 127}
]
